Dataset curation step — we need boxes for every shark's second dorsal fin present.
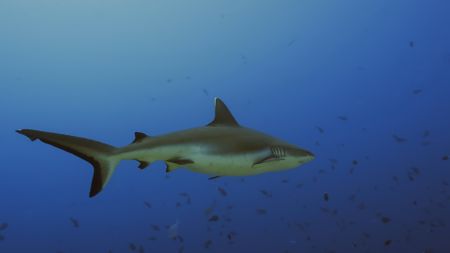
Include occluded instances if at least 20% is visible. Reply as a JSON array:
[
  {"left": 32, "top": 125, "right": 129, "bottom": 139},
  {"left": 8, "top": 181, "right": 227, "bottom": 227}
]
[
  {"left": 132, "top": 132, "right": 148, "bottom": 144},
  {"left": 207, "top": 97, "right": 240, "bottom": 127}
]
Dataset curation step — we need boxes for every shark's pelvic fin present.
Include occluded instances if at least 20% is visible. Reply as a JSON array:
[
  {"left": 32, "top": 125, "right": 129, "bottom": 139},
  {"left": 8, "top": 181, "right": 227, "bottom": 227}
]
[
  {"left": 207, "top": 97, "right": 240, "bottom": 127},
  {"left": 16, "top": 129, "right": 119, "bottom": 198},
  {"left": 137, "top": 160, "right": 150, "bottom": 169},
  {"left": 132, "top": 132, "right": 148, "bottom": 144}
]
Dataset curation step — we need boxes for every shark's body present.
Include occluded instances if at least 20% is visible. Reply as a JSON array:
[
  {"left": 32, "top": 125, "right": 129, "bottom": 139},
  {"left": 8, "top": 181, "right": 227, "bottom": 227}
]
[{"left": 17, "top": 98, "right": 314, "bottom": 197}]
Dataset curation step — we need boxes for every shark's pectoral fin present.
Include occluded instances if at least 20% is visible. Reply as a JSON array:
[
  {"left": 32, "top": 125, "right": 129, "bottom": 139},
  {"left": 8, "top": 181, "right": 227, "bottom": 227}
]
[
  {"left": 165, "top": 157, "right": 194, "bottom": 173},
  {"left": 131, "top": 132, "right": 149, "bottom": 144},
  {"left": 207, "top": 98, "right": 240, "bottom": 127},
  {"left": 167, "top": 157, "right": 194, "bottom": 165},
  {"left": 136, "top": 160, "right": 150, "bottom": 169},
  {"left": 165, "top": 162, "right": 177, "bottom": 173},
  {"left": 208, "top": 175, "right": 221, "bottom": 180}
]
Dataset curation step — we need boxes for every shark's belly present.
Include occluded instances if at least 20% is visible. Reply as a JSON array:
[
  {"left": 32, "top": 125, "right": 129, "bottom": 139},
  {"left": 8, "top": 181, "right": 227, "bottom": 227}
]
[{"left": 184, "top": 153, "right": 259, "bottom": 176}]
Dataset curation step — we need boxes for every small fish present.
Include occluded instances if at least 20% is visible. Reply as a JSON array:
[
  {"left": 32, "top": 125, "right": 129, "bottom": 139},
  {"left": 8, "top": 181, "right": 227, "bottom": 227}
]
[
  {"left": 287, "top": 39, "right": 296, "bottom": 47},
  {"left": 144, "top": 201, "right": 152, "bottom": 208},
  {"left": 0, "top": 223, "right": 8, "bottom": 231},
  {"left": 208, "top": 215, "right": 219, "bottom": 222},
  {"left": 352, "top": 160, "right": 358, "bottom": 166},
  {"left": 150, "top": 224, "right": 160, "bottom": 231},
  {"left": 217, "top": 187, "right": 227, "bottom": 196},
  {"left": 323, "top": 192, "right": 329, "bottom": 202},
  {"left": 422, "top": 130, "right": 430, "bottom": 137},
  {"left": 129, "top": 243, "right": 137, "bottom": 251},
  {"left": 138, "top": 245, "right": 145, "bottom": 253},
  {"left": 69, "top": 217, "right": 79, "bottom": 228},
  {"left": 381, "top": 217, "right": 391, "bottom": 224},
  {"left": 337, "top": 116, "right": 348, "bottom": 121},
  {"left": 412, "top": 89, "right": 422, "bottom": 95},
  {"left": 256, "top": 208, "right": 267, "bottom": 215},
  {"left": 315, "top": 126, "right": 325, "bottom": 134},
  {"left": 384, "top": 239, "right": 392, "bottom": 246},
  {"left": 392, "top": 134, "right": 407, "bottom": 143},
  {"left": 442, "top": 155, "right": 448, "bottom": 161},
  {"left": 168, "top": 220, "right": 179, "bottom": 240},
  {"left": 259, "top": 189, "right": 272, "bottom": 198},
  {"left": 204, "top": 239, "right": 212, "bottom": 248}
]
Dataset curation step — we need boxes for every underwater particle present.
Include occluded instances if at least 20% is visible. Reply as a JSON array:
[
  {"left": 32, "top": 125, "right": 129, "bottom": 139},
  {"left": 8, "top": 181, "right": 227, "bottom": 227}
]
[
  {"left": 392, "top": 134, "right": 407, "bottom": 143},
  {"left": 0, "top": 223, "right": 8, "bottom": 231},
  {"left": 259, "top": 189, "right": 272, "bottom": 198},
  {"left": 422, "top": 130, "right": 430, "bottom": 137},
  {"left": 204, "top": 239, "right": 212, "bottom": 248},
  {"left": 381, "top": 217, "right": 391, "bottom": 224},
  {"left": 208, "top": 215, "right": 220, "bottom": 222},
  {"left": 412, "top": 89, "right": 422, "bottom": 95},
  {"left": 384, "top": 239, "right": 392, "bottom": 246},
  {"left": 144, "top": 201, "right": 152, "bottom": 208},
  {"left": 409, "top": 41, "right": 415, "bottom": 48},
  {"left": 256, "top": 208, "right": 267, "bottom": 215},
  {"left": 281, "top": 179, "right": 289, "bottom": 183},
  {"left": 352, "top": 160, "right": 358, "bottom": 165},
  {"left": 315, "top": 126, "right": 325, "bottom": 134},
  {"left": 138, "top": 245, "right": 145, "bottom": 253},
  {"left": 147, "top": 236, "right": 157, "bottom": 241},
  {"left": 128, "top": 242, "right": 137, "bottom": 251},
  {"left": 442, "top": 155, "right": 448, "bottom": 161},
  {"left": 166, "top": 78, "right": 173, "bottom": 83},
  {"left": 202, "top": 89, "right": 209, "bottom": 96},
  {"left": 323, "top": 192, "right": 329, "bottom": 202},
  {"left": 0, "top": 234, "right": 4, "bottom": 241},
  {"left": 69, "top": 217, "right": 79, "bottom": 228},
  {"left": 337, "top": 116, "right": 348, "bottom": 121},
  {"left": 178, "top": 245, "right": 184, "bottom": 253},
  {"left": 217, "top": 187, "right": 227, "bottom": 196}
]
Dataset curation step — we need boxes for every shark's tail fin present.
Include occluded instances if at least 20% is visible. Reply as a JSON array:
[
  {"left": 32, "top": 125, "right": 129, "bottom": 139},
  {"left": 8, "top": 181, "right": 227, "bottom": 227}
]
[{"left": 17, "top": 129, "right": 120, "bottom": 197}]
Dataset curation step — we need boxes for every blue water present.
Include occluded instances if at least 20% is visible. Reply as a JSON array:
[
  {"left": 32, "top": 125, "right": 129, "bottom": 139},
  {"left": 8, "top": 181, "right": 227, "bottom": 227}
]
[{"left": 1, "top": 0, "right": 450, "bottom": 252}]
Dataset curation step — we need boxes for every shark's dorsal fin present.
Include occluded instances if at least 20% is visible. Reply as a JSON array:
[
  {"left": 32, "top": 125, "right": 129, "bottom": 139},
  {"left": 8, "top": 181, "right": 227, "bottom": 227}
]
[
  {"left": 207, "top": 97, "right": 240, "bottom": 127},
  {"left": 132, "top": 132, "right": 148, "bottom": 144}
]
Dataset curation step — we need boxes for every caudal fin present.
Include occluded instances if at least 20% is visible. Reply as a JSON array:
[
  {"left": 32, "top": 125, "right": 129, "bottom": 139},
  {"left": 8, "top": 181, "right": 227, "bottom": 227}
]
[{"left": 17, "top": 129, "right": 119, "bottom": 197}]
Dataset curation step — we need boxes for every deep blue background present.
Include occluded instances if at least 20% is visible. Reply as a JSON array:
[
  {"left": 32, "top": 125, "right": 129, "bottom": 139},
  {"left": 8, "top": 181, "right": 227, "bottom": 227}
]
[{"left": 1, "top": 0, "right": 450, "bottom": 252}]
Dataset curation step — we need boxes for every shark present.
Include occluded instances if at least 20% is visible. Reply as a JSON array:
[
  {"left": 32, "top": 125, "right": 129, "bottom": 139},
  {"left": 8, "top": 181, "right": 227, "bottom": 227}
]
[{"left": 17, "top": 98, "right": 314, "bottom": 197}]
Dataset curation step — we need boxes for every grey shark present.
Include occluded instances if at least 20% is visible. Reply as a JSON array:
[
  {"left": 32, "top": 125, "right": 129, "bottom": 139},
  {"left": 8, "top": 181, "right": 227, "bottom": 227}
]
[{"left": 17, "top": 98, "right": 314, "bottom": 197}]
